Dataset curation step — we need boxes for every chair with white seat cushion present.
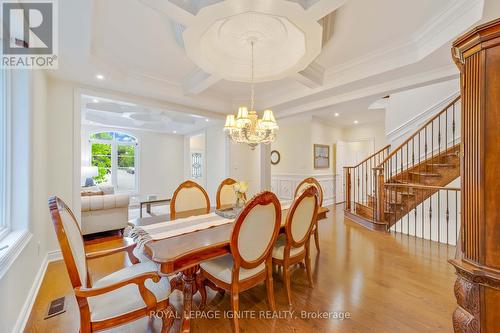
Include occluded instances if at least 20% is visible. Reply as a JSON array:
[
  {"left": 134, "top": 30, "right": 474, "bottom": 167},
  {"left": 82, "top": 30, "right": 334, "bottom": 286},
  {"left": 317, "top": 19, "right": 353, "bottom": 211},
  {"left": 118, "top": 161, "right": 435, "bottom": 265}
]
[
  {"left": 48, "top": 196, "right": 174, "bottom": 333},
  {"left": 200, "top": 191, "right": 282, "bottom": 333},
  {"left": 273, "top": 186, "right": 318, "bottom": 306},
  {"left": 170, "top": 180, "right": 210, "bottom": 220},
  {"left": 294, "top": 177, "right": 323, "bottom": 252}
]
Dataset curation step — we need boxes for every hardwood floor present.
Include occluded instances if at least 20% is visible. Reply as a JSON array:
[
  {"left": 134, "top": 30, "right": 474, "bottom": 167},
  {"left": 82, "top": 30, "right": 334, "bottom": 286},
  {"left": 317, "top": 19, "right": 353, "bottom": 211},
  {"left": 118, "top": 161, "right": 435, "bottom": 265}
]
[{"left": 24, "top": 205, "right": 456, "bottom": 333}]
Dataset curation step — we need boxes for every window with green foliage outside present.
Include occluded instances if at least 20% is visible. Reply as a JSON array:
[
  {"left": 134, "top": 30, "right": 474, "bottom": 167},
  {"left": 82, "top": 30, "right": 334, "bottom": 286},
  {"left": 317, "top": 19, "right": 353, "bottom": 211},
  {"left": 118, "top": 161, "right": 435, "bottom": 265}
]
[{"left": 89, "top": 131, "right": 138, "bottom": 192}]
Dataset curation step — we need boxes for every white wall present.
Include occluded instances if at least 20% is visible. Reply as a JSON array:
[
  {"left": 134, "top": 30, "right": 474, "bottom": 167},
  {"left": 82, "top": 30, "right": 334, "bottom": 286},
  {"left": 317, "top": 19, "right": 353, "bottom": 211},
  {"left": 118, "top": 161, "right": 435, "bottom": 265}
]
[
  {"left": 82, "top": 124, "right": 184, "bottom": 197},
  {"left": 0, "top": 70, "right": 54, "bottom": 333},
  {"left": 343, "top": 121, "right": 386, "bottom": 151},
  {"left": 385, "top": 79, "right": 460, "bottom": 147},
  {"left": 228, "top": 142, "right": 261, "bottom": 197},
  {"left": 270, "top": 116, "right": 344, "bottom": 176},
  {"left": 270, "top": 115, "right": 312, "bottom": 175},
  {"left": 205, "top": 123, "right": 228, "bottom": 204}
]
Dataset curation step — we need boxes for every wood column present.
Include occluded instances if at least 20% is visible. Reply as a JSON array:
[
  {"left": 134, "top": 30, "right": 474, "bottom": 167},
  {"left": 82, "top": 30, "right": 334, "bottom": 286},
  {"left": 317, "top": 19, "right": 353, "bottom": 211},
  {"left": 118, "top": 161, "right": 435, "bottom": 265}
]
[{"left": 449, "top": 18, "right": 500, "bottom": 333}]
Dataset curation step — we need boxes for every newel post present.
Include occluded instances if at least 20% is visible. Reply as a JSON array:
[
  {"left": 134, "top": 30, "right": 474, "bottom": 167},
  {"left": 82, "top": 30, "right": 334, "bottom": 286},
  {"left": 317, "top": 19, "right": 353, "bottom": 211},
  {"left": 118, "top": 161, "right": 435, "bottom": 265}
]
[
  {"left": 374, "top": 167, "right": 384, "bottom": 222},
  {"left": 344, "top": 167, "right": 351, "bottom": 211},
  {"left": 449, "top": 18, "right": 500, "bottom": 333}
]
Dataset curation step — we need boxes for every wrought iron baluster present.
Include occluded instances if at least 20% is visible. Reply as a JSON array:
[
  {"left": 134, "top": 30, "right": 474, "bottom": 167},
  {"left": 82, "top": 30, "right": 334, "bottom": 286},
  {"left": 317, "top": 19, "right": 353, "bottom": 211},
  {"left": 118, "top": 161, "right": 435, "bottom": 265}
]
[
  {"left": 438, "top": 191, "right": 441, "bottom": 243},
  {"left": 446, "top": 191, "right": 450, "bottom": 245}
]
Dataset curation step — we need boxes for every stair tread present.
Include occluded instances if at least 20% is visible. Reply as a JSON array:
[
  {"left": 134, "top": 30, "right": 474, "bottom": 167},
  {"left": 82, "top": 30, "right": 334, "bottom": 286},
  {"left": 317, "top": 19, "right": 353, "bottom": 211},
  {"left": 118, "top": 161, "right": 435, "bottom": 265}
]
[
  {"left": 428, "top": 163, "right": 456, "bottom": 167},
  {"left": 409, "top": 172, "right": 441, "bottom": 177}
]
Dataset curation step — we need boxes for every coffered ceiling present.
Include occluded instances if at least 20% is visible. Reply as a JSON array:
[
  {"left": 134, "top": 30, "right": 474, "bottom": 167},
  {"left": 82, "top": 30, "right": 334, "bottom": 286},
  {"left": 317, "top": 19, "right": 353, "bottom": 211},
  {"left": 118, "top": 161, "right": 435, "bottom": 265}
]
[{"left": 51, "top": 0, "right": 492, "bottom": 123}]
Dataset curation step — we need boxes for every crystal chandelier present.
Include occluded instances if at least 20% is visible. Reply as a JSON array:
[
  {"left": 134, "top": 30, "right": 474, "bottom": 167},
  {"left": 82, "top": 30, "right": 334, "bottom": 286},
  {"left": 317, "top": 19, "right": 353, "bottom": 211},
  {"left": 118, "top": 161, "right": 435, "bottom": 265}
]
[{"left": 224, "top": 40, "right": 279, "bottom": 150}]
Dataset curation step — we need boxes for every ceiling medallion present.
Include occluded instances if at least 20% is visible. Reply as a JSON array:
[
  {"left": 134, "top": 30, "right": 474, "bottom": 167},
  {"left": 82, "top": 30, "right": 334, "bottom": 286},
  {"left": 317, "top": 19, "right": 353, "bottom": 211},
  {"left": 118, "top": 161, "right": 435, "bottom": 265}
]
[{"left": 224, "top": 39, "right": 278, "bottom": 149}]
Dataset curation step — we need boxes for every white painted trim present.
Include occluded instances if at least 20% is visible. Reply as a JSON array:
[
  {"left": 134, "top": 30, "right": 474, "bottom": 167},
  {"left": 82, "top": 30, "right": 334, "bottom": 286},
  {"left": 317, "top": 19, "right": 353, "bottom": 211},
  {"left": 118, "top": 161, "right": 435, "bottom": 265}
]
[
  {"left": 0, "top": 68, "right": 12, "bottom": 240},
  {"left": 271, "top": 174, "right": 336, "bottom": 206},
  {"left": 13, "top": 250, "right": 62, "bottom": 333},
  {"left": 263, "top": 0, "right": 480, "bottom": 114},
  {"left": 272, "top": 65, "right": 459, "bottom": 118},
  {"left": 0, "top": 230, "right": 32, "bottom": 280},
  {"left": 73, "top": 89, "right": 82, "bottom": 224},
  {"left": 386, "top": 92, "right": 460, "bottom": 144}
]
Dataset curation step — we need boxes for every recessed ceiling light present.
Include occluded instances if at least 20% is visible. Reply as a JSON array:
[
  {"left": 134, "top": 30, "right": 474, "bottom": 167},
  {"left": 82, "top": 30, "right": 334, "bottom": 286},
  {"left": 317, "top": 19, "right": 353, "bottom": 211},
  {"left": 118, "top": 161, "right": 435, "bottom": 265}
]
[
  {"left": 173, "top": 130, "right": 177, "bottom": 134},
  {"left": 354, "top": 120, "right": 359, "bottom": 124},
  {"left": 92, "top": 99, "right": 99, "bottom": 103},
  {"left": 96, "top": 74, "right": 104, "bottom": 80},
  {"left": 205, "top": 118, "right": 209, "bottom": 122},
  {"left": 334, "top": 113, "right": 339, "bottom": 117}
]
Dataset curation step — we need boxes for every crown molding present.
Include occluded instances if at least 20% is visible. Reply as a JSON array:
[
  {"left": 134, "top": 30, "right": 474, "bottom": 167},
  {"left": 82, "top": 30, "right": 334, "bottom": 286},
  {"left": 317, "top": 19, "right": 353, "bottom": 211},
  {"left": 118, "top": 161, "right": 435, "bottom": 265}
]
[
  {"left": 262, "top": 0, "right": 482, "bottom": 111},
  {"left": 274, "top": 65, "right": 459, "bottom": 118},
  {"left": 295, "top": 61, "right": 325, "bottom": 88}
]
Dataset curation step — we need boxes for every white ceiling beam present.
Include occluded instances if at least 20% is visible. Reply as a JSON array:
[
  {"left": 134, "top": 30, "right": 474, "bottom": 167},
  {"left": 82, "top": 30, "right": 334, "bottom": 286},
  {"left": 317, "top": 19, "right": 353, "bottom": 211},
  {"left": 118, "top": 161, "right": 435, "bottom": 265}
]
[
  {"left": 307, "top": 0, "right": 348, "bottom": 21},
  {"left": 183, "top": 68, "right": 221, "bottom": 95},
  {"left": 137, "top": 0, "right": 195, "bottom": 26},
  {"left": 295, "top": 61, "right": 325, "bottom": 89}
]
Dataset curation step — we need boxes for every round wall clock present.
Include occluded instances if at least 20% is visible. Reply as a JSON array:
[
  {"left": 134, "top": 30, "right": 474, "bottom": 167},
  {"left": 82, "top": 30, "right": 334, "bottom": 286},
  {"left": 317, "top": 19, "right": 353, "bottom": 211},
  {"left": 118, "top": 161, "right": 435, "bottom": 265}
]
[{"left": 270, "top": 150, "right": 281, "bottom": 165}]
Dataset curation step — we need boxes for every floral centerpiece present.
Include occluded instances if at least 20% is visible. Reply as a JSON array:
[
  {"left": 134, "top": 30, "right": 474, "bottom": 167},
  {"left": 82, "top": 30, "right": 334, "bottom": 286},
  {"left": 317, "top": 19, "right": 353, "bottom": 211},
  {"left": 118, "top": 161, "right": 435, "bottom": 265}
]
[{"left": 233, "top": 181, "right": 248, "bottom": 209}]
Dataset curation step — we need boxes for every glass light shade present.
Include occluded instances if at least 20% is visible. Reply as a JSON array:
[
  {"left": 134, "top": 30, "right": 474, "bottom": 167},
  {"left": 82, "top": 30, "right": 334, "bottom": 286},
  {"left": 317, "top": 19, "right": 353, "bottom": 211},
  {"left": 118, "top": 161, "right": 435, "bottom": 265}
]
[
  {"left": 224, "top": 115, "right": 236, "bottom": 130},
  {"left": 261, "top": 109, "right": 277, "bottom": 129},
  {"left": 237, "top": 106, "right": 249, "bottom": 120},
  {"left": 261, "top": 109, "right": 274, "bottom": 122}
]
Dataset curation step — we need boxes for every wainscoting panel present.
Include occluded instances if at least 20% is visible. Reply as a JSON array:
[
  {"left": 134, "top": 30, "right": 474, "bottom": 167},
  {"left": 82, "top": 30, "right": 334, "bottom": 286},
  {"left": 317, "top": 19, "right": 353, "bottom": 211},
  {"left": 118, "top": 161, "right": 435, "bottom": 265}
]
[{"left": 271, "top": 174, "right": 335, "bottom": 206}]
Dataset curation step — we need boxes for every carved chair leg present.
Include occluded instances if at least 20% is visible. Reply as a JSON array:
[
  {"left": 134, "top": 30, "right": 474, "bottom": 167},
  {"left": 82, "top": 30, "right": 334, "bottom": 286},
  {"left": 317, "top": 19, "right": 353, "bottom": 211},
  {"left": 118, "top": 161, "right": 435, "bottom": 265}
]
[
  {"left": 126, "top": 247, "right": 140, "bottom": 265},
  {"left": 305, "top": 247, "right": 314, "bottom": 288},
  {"left": 282, "top": 264, "right": 292, "bottom": 307},
  {"left": 266, "top": 259, "right": 277, "bottom": 311},
  {"left": 230, "top": 287, "right": 240, "bottom": 333},
  {"left": 196, "top": 273, "right": 208, "bottom": 309},
  {"left": 314, "top": 225, "right": 320, "bottom": 253},
  {"left": 204, "top": 277, "right": 225, "bottom": 296}
]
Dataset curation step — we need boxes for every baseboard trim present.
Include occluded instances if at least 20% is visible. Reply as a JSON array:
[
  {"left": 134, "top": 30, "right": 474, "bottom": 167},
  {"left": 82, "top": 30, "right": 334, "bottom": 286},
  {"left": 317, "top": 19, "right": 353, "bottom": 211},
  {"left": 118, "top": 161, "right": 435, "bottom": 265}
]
[
  {"left": 344, "top": 210, "right": 388, "bottom": 232},
  {"left": 13, "top": 249, "right": 62, "bottom": 333}
]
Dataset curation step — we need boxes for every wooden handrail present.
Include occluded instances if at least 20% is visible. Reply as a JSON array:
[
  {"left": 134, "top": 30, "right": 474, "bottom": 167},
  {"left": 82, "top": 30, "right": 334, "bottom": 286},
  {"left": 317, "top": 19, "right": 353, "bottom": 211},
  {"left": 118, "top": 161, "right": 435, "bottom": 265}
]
[
  {"left": 384, "top": 183, "right": 460, "bottom": 191},
  {"left": 377, "top": 95, "right": 461, "bottom": 167},
  {"left": 345, "top": 144, "right": 391, "bottom": 169}
]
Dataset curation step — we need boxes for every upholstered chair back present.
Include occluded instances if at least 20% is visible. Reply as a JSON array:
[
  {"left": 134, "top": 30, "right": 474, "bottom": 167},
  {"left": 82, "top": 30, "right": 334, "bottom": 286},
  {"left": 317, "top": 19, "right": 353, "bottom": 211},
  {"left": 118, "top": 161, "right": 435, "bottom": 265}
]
[
  {"left": 295, "top": 177, "right": 323, "bottom": 207},
  {"left": 287, "top": 186, "right": 319, "bottom": 246},
  {"left": 216, "top": 178, "right": 238, "bottom": 209},
  {"left": 170, "top": 180, "right": 210, "bottom": 220},
  {"left": 48, "top": 196, "right": 88, "bottom": 288},
  {"left": 231, "top": 191, "right": 281, "bottom": 269}
]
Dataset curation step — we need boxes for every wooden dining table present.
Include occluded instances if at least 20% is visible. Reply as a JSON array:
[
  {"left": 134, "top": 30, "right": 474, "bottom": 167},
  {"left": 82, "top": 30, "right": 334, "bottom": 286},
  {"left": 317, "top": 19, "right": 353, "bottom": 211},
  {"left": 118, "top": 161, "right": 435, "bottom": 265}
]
[{"left": 133, "top": 205, "right": 329, "bottom": 332}]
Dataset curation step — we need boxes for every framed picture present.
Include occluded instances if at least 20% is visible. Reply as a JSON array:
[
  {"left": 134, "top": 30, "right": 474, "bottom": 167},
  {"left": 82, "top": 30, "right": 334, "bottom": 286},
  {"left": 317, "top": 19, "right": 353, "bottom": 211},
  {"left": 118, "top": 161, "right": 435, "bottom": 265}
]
[{"left": 314, "top": 144, "right": 330, "bottom": 169}]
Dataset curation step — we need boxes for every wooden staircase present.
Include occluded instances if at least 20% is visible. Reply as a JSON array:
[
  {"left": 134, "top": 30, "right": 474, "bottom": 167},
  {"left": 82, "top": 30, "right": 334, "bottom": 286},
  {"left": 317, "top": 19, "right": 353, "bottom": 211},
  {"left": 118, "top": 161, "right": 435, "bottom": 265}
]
[{"left": 345, "top": 95, "right": 461, "bottom": 239}]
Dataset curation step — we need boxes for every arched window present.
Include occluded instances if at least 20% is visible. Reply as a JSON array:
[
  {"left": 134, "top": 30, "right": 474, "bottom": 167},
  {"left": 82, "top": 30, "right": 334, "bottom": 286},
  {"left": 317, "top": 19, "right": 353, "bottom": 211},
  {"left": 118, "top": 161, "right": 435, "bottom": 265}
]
[{"left": 89, "top": 131, "right": 138, "bottom": 193}]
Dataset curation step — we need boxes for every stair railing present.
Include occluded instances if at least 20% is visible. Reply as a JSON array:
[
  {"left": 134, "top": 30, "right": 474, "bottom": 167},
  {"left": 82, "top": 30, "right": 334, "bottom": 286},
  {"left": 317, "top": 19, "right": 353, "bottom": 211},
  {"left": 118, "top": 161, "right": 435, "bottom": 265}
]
[
  {"left": 344, "top": 145, "right": 391, "bottom": 219},
  {"left": 385, "top": 183, "right": 461, "bottom": 245},
  {"left": 374, "top": 95, "right": 461, "bottom": 225}
]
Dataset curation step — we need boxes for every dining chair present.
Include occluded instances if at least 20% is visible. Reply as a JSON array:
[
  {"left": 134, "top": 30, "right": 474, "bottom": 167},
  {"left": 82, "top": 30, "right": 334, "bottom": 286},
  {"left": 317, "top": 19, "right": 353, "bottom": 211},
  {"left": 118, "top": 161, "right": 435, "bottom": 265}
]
[
  {"left": 216, "top": 178, "right": 240, "bottom": 209},
  {"left": 272, "top": 186, "right": 319, "bottom": 306},
  {"left": 48, "top": 196, "right": 174, "bottom": 333},
  {"left": 170, "top": 180, "right": 210, "bottom": 220},
  {"left": 294, "top": 177, "right": 323, "bottom": 252},
  {"left": 199, "top": 191, "right": 282, "bottom": 333}
]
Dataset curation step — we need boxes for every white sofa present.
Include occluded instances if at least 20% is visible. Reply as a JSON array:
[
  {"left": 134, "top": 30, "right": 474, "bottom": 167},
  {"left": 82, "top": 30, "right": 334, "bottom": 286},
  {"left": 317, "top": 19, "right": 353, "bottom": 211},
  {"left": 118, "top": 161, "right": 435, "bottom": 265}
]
[{"left": 81, "top": 194, "right": 130, "bottom": 235}]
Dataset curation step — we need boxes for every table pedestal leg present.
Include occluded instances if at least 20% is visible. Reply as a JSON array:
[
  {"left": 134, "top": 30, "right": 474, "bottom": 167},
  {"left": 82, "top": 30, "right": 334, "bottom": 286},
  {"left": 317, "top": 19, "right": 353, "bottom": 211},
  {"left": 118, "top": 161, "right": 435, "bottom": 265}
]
[{"left": 180, "top": 266, "right": 198, "bottom": 333}]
